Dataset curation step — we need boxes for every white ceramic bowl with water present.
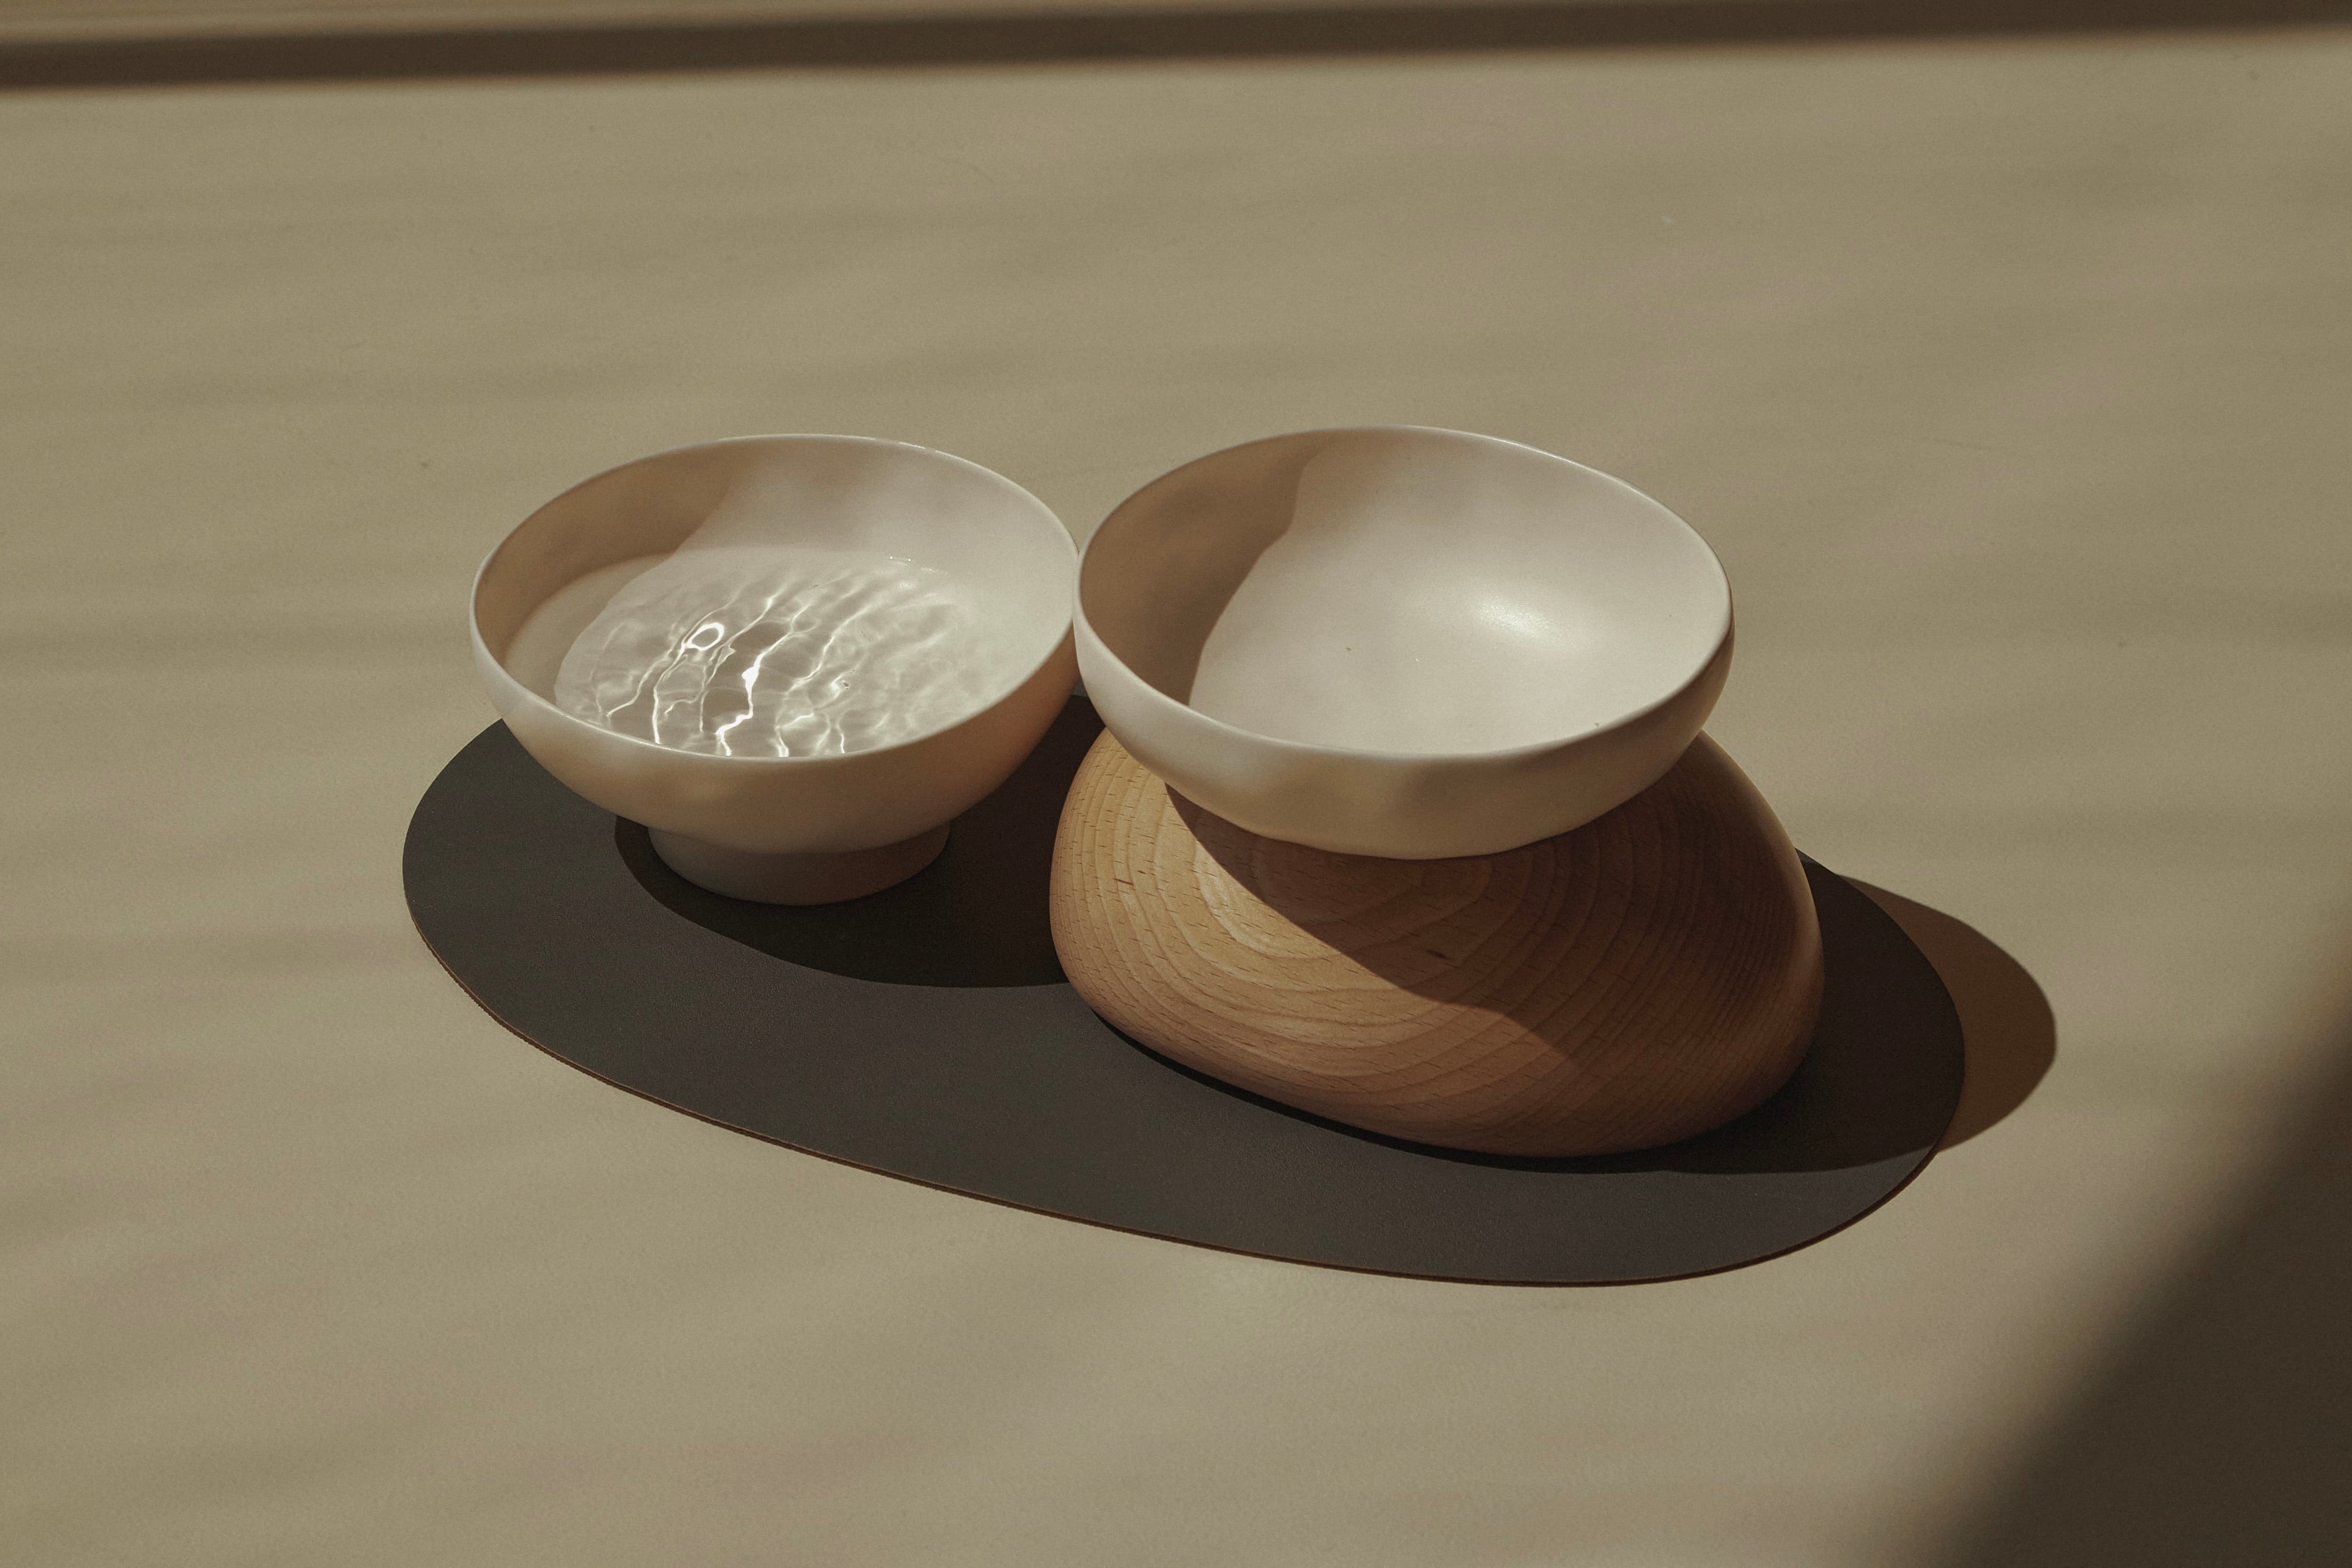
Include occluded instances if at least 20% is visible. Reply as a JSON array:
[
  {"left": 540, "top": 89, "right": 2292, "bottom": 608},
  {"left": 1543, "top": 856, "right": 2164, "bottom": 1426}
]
[
  {"left": 472, "top": 435, "right": 1077, "bottom": 902},
  {"left": 1075, "top": 426, "right": 1732, "bottom": 859}
]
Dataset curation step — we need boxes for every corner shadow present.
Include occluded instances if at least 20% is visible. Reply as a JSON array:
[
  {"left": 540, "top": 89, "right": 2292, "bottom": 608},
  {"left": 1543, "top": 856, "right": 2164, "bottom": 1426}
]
[
  {"left": 1850, "top": 880, "right": 2055, "bottom": 1147},
  {"left": 1928, "top": 1002, "right": 2352, "bottom": 1566},
  {"left": 614, "top": 697, "right": 1102, "bottom": 987}
]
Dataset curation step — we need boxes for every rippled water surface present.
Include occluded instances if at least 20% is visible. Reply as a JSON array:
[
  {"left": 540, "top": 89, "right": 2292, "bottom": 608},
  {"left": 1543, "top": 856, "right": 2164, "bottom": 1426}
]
[{"left": 554, "top": 546, "right": 1017, "bottom": 758}]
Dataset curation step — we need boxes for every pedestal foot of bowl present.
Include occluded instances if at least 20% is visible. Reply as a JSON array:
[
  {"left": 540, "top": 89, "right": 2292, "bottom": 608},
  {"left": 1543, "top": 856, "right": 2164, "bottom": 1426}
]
[{"left": 649, "top": 823, "right": 951, "bottom": 905}]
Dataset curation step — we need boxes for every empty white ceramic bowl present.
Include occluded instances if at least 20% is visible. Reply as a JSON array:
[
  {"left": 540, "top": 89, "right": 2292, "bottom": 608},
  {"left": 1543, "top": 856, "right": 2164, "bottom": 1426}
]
[
  {"left": 1075, "top": 426, "right": 1732, "bottom": 859},
  {"left": 472, "top": 435, "right": 1077, "bottom": 902}
]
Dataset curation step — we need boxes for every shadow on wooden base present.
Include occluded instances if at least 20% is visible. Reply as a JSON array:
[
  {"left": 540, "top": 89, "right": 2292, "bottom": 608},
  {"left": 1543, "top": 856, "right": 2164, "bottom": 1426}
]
[{"left": 1051, "top": 731, "right": 1825, "bottom": 1157}]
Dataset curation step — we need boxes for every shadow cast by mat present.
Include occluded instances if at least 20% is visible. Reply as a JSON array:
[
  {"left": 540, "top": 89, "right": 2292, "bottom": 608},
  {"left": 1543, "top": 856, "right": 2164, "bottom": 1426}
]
[{"left": 415, "top": 705, "right": 2011, "bottom": 1279}]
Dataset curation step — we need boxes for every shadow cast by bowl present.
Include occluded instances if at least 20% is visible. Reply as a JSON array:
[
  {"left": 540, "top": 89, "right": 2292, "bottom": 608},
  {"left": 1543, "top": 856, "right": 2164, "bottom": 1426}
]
[
  {"left": 1850, "top": 881, "right": 2055, "bottom": 1147},
  {"left": 613, "top": 696, "right": 1102, "bottom": 988}
]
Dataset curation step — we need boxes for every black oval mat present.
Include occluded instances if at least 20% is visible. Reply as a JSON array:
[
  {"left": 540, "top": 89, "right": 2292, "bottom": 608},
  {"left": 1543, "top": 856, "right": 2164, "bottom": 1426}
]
[{"left": 403, "top": 699, "right": 1963, "bottom": 1285}]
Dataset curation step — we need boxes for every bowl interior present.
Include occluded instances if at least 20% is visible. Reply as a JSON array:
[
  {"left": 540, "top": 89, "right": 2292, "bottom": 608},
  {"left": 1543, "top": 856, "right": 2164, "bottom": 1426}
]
[
  {"left": 1082, "top": 429, "right": 1728, "bottom": 756},
  {"left": 475, "top": 437, "right": 1073, "bottom": 740}
]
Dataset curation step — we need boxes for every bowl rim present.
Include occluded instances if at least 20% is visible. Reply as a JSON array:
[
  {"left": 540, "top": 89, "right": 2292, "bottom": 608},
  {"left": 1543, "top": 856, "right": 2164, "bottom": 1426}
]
[
  {"left": 1075, "top": 424, "right": 1734, "bottom": 767},
  {"left": 472, "top": 433, "right": 1078, "bottom": 770}
]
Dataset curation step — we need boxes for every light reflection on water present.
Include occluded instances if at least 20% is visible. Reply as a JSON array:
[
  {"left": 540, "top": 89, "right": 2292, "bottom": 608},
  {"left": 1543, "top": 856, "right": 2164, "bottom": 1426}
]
[{"left": 554, "top": 545, "right": 1016, "bottom": 758}]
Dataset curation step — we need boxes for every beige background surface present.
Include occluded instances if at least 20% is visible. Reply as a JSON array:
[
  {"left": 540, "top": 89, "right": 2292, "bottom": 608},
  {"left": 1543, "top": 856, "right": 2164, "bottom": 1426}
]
[{"left": 5, "top": 24, "right": 2350, "bottom": 1567}]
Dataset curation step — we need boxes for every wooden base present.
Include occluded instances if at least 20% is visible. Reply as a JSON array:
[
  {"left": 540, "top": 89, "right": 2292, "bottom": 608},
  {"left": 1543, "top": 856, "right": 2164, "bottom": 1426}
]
[{"left": 1049, "top": 733, "right": 1826, "bottom": 1157}]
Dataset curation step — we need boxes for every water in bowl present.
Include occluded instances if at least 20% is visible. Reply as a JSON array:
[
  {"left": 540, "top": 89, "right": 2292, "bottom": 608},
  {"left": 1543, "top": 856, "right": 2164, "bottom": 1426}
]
[{"left": 546, "top": 544, "right": 1020, "bottom": 759}]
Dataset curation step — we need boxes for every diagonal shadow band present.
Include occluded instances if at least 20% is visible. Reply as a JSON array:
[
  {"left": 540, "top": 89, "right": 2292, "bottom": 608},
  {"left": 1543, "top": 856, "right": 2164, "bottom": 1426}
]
[
  {"left": 1925, "top": 1001, "right": 2352, "bottom": 1565},
  {"left": 5, "top": 1, "right": 2351, "bottom": 91},
  {"left": 1851, "top": 881, "right": 2057, "bottom": 1147}
]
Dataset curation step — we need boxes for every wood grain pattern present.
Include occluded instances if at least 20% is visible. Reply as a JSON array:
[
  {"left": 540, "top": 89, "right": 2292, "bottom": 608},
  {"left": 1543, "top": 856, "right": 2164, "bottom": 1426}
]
[{"left": 1051, "top": 732, "right": 1825, "bottom": 1156}]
